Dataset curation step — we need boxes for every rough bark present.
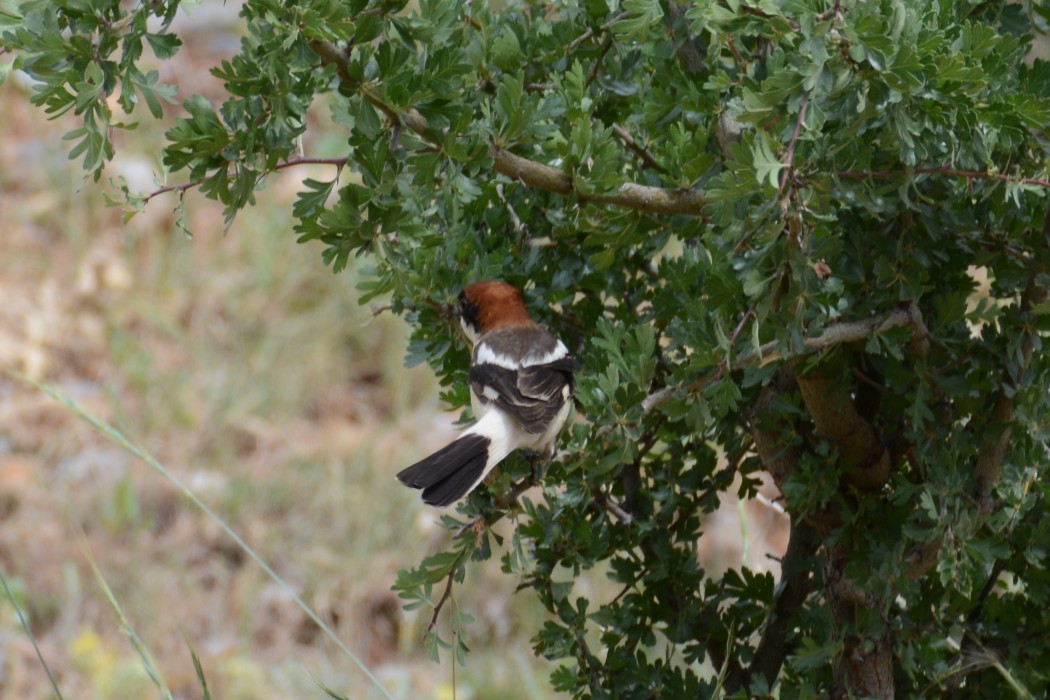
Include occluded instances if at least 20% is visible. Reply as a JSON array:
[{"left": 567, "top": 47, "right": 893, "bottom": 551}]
[
  {"left": 826, "top": 547, "right": 895, "bottom": 699},
  {"left": 754, "top": 356, "right": 902, "bottom": 696},
  {"left": 796, "top": 366, "right": 891, "bottom": 491},
  {"left": 748, "top": 518, "right": 818, "bottom": 689}
]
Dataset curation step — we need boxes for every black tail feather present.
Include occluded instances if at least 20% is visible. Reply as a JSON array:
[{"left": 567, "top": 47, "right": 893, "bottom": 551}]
[{"left": 397, "top": 434, "right": 491, "bottom": 507}]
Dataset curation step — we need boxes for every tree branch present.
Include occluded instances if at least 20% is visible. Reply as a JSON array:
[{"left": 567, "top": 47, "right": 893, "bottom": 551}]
[
  {"left": 144, "top": 181, "right": 196, "bottom": 203},
  {"left": 826, "top": 545, "right": 895, "bottom": 696},
  {"left": 309, "top": 39, "right": 429, "bottom": 135},
  {"left": 746, "top": 518, "right": 818, "bottom": 689},
  {"left": 564, "top": 11, "right": 630, "bottom": 54},
  {"left": 644, "top": 304, "right": 928, "bottom": 414},
  {"left": 141, "top": 39, "right": 1049, "bottom": 223},
  {"left": 593, "top": 489, "right": 634, "bottom": 525},
  {"left": 835, "top": 166, "right": 1050, "bottom": 190},
  {"left": 242, "top": 40, "right": 1050, "bottom": 229},
  {"left": 489, "top": 144, "right": 707, "bottom": 215},
  {"left": 308, "top": 39, "right": 709, "bottom": 216},
  {"left": 796, "top": 363, "right": 891, "bottom": 490},
  {"left": 904, "top": 539, "right": 942, "bottom": 582},
  {"left": 759, "top": 304, "right": 927, "bottom": 366}
]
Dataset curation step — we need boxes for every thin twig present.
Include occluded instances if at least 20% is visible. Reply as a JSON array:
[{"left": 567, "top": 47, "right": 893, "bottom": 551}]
[
  {"left": 974, "top": 238, "right": 1031, "bottom": 262},
  {"left": 725, "top": 34, "right": 746, "bottom": 69},
  {"left": 778, "top": 91, "right": 811, "bottom": 201},
  {"left": 524, "top": 81, "right": 555, "bottom": 92},
  {"left": 585, "top": 35, "right": 614, "bottom": 88},
  {"left": 778, "top": 0, "right": 838, "bottom": 209},
  {"left": 144, "top": 156, "right": 349, "bottom": 203},
  {"left": 741, "top": 5, "right": 802, "bottom": 31},
  {"left": 495, "top": 183, "right": 524, "bottom": 231},
  {"left": 370, "top": 304, "right": 392, "bottom": 317},
  {"left": 427, "top": 570, "right": 456, "bottom": 634},
  {"left": 565, "top": 11, "right": 630, "bottom": 54},
  {"left": 575, "top": 629, "right": 604, "bottom": 689},
  {"left": 611, "top": 123, "right": 667, "bottom": 174},
  {"left": 565, "top": 26, "right": 597, "bottom": 54},
  {"left": 594, "top": 490, "right": 633, "bottom": 524},
  {"left": 816, "top": 1, "right": 846, "bottom": 22},
  {"left": 143, "top": 181, "right": 196, "bottom": 203},
  {"left": 643, "top": 306, "right": 754, "bottom": 412}
]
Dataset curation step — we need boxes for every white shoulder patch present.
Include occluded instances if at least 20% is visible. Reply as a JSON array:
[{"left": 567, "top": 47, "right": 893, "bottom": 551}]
[
  {"left": 475, "top": 342, "right": 520, "bottom": 370},
  {"left": 523, "top": 339, "right": 569, "bottom": 367}
]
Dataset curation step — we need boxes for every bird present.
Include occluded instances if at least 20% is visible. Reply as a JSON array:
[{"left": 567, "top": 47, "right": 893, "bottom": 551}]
[{"left": 397, "top": 280, "right": 580, "bottom": 507}]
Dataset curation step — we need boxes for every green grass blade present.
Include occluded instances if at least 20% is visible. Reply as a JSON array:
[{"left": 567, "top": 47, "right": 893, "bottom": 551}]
[
  {"left": 315, "top": 678, "right": 353, "bottom": 700},
  {"left": 0, "top": 565, "right": 65, "bottom": 699},
  {"left": 8, "top": 370, "right": 394, "bottom": 700},
  {"left": 711, "top": 618, "right": 736, "bottom": 699},
  {"left": 80, "top": 536, "right": 174, "bottom": 700},
  {"left": 187, "top": 642, "right": 213, "bottom": 700}
]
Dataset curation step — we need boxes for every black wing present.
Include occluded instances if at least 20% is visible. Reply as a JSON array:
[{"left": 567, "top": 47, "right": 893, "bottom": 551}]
[{"left": 469, "top": 356, "right": 579, "bottom": 434}]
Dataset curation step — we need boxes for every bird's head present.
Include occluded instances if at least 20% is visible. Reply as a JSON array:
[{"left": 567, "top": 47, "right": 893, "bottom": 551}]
[{"left": 457, "top": 280, "right": 533, "bottom": 344}]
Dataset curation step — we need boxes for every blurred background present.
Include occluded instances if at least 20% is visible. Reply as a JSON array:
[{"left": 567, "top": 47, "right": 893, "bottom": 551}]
[{"left": 0, "top": 4, "right": 789, "bottom": 698}]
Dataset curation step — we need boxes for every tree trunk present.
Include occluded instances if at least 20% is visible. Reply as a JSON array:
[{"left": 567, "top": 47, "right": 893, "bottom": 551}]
[{"left": 826, "top": 546, "right": 894, "bottom": 698}]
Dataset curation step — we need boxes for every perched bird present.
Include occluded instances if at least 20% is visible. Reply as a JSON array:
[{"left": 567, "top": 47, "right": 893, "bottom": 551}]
[{"left": 397, "top": 281, "right": 580, "bottom": 507}]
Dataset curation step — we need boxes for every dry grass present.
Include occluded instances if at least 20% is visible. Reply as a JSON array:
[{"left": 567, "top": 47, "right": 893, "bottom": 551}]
[{"left": 0, "top": 11, "right": 787, "bottom": 699}]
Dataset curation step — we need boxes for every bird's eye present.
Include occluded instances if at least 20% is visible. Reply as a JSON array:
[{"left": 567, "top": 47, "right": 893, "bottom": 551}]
[{"left": 458, "top": 293, "right": 481, "bottom": 338}]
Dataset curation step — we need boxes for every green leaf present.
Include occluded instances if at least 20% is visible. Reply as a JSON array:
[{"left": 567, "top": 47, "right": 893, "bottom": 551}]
[
  {"left": 614, "top": 0, "right": 664, "bottom": 41},
  {"left": 145, "top": 32, "right": 182, "bottom": 60},
  {"left": 751, "top": 133, "right": 785, "bottom": 190},
  {"left": 792, "top": 637, "right": 843, "bottom": 672},
  {"left": 491, "top": 28, "right": 521, "bottom": 72}
]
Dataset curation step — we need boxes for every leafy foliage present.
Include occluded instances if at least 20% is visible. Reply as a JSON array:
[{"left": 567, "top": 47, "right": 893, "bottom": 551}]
[{"left": 4, "top": 0, "right": 1050, "bottom": 696}]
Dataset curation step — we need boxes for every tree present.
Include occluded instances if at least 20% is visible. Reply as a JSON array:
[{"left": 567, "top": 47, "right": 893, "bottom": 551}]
[{"left": 3, "top": 0, "right": 1050, "bottom": 696}]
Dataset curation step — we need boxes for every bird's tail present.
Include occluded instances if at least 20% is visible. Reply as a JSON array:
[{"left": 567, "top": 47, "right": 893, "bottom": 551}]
[{"left": 396, "top": 412, "right": 515, "bottom": 507}]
